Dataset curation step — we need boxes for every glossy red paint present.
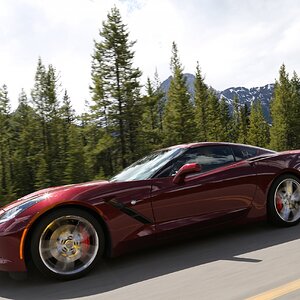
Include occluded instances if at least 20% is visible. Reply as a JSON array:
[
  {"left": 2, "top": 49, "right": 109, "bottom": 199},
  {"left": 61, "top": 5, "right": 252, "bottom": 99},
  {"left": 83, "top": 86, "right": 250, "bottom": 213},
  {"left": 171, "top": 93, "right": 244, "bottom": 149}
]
[
  {"left": 0, "top": 142, "right": 300, "bottom": 274},
  {"left": 173, "top": 163, "right": 201, "bottom": 184},
  {"left": 0, "top": 221, "right": 27, "bottom": 272},
  {"left": 151, "top": 160, "right": 256, "bottom": 228}
]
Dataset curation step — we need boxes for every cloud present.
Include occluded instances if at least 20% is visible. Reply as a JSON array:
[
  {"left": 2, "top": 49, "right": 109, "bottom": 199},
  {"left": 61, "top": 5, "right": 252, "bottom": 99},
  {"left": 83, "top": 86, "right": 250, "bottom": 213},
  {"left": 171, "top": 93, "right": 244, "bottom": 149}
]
[
  {"left": 0, "top": 0, "right": 300, "bottom": 112},
  {"left": 127, "top": 0, "right": 300, "bottom": 89}
]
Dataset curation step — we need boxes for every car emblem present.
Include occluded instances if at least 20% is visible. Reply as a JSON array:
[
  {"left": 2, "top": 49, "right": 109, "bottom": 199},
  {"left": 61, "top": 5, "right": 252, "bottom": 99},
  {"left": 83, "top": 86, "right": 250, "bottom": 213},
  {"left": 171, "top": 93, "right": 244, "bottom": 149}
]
[{"left": 0, "top": 258, "right": 12, "bottom": 264}]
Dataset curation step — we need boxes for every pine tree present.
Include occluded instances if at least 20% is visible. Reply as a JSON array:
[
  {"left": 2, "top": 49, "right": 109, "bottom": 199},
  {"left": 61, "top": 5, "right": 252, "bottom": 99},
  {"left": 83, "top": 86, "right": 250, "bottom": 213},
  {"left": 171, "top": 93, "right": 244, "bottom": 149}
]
[
  {"left": 270, "top": 64, "right": 293, "bottom": 151},
  {"left": 31, "top": 58, "right": 51, "bottom": 188},
  {"left": 64, "top": 125, "right": 86, "bottom": 183},
  {"left": 80, "top": 112, "right": 115, "bottom": 180},
  {"left": 57, "top": 90, "right": 77, "bottom": 184},
  {"left": 60, "top": 90, "right": 75, "bottom": 125},
  {"left": 46, "top": 64, "right": 66, "bottom": 185},
  {"left": 248, "top": 100, "right": 270, "bottom": 147},
  {"left": 31, "top": 58, "right": 47, "bottom": 120},
  {"left": 34, "top": 153, "right": 50, "bottom": 189},
  {"left": 11, "top": 89, "right": 36, "bottom": 196},
  {"left": 80, "top": 112, "right": 98, "bottom": 180},
  {"left": 0, "top": 85, "right": 15, "bottom": 204},
  {"left": 59, "top": 90, "right": 75, "bottom": 154},
  {"left": 290, "top": 71, "right": 300, "bottom": 149},
  {"left": 154, "top": 70, "right": 165, "bottom": 132},
  {"left": 231, "top": 95, "right": 240, "bottom": 142},
  {"left": 237, "top": 104, "right": 250, "bottom": 144},
  {"left": 91, "top": 6, "right": 142, "bottom": 168},
  {"left": 89, "top": 54, "right": 115, "bottom": 178},
  {"left": 219, "top": 98, "right": 232, "bottom": 142},
  {"left": 206, "top": 89, "right": 222, "bottom": 141},
  {"left": 163, "top": 42, "right": 196, "bottom": 146},
  {"left": 31, "top": 59, "right": 64, "bottom": 188},
  {"left": 194, "top": 62, "right": 208, "bottom": 141},
  {"left": 140, "top": 77, "right": 163, "bottom": 154},
  {"left": 90, "top": 44, "right": 108, "bottom": 129}
]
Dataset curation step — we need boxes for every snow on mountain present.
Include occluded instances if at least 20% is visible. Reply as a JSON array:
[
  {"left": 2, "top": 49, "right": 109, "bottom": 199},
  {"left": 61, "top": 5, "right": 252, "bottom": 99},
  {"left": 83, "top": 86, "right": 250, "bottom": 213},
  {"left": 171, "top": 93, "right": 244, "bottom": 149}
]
[{"left": 160, "top": 73, "right": 274, "bottom": 123}]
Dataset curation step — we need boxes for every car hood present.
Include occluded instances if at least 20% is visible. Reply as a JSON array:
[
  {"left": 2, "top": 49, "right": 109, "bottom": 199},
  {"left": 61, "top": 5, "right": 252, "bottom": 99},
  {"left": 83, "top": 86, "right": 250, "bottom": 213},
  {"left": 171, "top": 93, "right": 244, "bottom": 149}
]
[
  {"left": 1, "top": 180, "right": 110, "bottom": 211},
  {"left": 279, "top": 150, "right": 300, "bottom": 155}
]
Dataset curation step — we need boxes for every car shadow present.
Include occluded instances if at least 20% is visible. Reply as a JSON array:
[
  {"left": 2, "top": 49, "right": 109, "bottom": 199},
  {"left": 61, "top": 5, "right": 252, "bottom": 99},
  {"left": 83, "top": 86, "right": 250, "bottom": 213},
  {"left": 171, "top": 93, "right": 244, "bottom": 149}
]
[{"left": 0, "top": 222, "right": 299, "bottom": 299}]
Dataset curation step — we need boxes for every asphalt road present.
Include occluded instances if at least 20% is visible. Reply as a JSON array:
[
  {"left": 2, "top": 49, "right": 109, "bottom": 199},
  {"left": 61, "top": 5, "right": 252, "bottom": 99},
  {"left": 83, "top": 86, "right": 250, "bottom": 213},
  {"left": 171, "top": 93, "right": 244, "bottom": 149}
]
[{"left": 1, "top": 222, "right": 300, "bottom": 300}]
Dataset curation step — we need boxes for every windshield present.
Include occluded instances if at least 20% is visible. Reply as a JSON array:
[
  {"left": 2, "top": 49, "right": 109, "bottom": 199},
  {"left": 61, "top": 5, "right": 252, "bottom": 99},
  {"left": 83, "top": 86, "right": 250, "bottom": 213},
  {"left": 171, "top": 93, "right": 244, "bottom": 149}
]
[{"left": 110, "top": 147, "right": 185, "bottom": 182}]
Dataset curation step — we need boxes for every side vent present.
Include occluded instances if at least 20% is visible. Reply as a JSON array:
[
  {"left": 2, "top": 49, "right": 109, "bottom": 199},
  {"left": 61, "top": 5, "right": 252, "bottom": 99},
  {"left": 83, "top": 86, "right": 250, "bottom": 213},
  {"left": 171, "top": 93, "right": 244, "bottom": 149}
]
[{"left": 108, "top": 199, "right": 152, "bottom": 224}]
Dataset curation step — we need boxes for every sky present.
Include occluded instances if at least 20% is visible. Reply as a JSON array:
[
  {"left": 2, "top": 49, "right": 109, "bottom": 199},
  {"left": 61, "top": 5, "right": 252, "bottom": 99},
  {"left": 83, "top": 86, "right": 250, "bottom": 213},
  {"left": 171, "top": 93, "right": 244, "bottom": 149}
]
[{"left": 0, "top": 0, "right": 300, "bottom": 113}]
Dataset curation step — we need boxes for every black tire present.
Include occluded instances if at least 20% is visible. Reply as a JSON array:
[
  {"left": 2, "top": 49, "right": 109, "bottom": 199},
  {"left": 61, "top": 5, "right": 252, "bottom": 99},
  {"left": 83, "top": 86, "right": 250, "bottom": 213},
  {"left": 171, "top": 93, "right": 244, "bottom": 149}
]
[
  {"left": 267, "top": 174, "right": 300, "bottom": 227},
  {"left": 30, "top": 207, "right": 105, "bottom": 280}
]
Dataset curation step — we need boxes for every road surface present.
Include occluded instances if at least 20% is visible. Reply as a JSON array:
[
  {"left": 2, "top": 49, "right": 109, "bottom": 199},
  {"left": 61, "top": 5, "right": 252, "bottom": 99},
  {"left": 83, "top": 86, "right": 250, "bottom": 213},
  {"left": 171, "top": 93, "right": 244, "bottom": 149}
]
[{"left": 1, "top": 222, "right": 300, "bottom": 300}]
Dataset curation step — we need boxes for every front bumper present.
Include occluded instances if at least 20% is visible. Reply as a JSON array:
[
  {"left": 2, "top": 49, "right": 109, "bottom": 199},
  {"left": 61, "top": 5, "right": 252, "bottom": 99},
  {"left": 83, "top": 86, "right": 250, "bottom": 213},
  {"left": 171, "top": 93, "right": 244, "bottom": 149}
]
[
  {"left": 0, "top": 234, "right": 26, "bottom": 272},
  {"left": 0, "top": 222, "right": 27, "bottom": 272}
]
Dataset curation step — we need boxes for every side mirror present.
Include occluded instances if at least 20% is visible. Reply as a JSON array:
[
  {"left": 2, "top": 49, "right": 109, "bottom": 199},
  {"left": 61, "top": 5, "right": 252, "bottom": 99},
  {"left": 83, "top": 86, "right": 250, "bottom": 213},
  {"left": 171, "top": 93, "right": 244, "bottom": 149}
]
[{"left": 173, "top": 163, "right": 201, "bottom": 184}]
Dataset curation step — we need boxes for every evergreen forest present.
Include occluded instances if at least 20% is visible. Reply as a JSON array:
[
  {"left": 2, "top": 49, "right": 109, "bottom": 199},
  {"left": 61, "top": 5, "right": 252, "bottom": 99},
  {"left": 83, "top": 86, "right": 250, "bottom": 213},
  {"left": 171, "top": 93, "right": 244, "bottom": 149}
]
[{"left": 1, "top": 7, "right": 300, "bottom": 205}]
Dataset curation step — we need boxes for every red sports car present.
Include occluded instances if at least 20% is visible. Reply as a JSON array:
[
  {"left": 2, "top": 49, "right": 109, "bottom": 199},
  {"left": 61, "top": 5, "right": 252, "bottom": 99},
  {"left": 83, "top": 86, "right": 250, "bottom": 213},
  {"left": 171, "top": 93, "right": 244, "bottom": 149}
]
[{"left": 1, "top": 142, "right": 300, "bottom": 280}]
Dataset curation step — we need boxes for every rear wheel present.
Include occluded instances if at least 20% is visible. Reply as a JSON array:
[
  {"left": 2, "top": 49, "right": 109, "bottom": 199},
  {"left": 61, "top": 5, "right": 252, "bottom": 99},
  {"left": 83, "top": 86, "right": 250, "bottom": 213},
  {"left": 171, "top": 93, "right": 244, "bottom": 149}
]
[
  {"left": 30, "top": 207, "right": 104, "bottom": 280},
  {"left": 268, "top": 174, "right": 300, "bottom": 226}
]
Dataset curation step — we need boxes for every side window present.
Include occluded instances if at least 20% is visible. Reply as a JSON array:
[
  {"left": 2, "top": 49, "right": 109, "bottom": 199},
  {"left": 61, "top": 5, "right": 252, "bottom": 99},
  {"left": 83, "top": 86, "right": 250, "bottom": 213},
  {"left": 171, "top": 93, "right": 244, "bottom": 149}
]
[
  {"left": 157, "top": 146, "right": 235, "bottom": 177},
  {"left": 232, "top": 146, "right": 257, "bottom": 161}
]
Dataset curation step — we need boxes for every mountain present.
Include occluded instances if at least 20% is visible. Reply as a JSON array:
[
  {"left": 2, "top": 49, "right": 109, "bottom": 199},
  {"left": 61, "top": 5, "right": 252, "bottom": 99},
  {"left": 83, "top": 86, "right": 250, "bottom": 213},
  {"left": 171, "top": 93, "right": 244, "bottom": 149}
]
[
  {"left": 160, "top": 73, "right": 196, "bottom": 97},
  {"left": 160, "top": 73, "right": 275, "bottom": 123},
  {"left": 219, "top": 84, "right": 274, "bottom": 122}
]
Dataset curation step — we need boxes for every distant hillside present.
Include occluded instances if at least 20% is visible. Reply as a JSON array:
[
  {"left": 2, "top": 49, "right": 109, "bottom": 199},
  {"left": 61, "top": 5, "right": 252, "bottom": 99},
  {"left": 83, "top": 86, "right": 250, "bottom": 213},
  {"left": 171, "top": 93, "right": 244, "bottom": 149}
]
[
  {"left": 160, "top": 73, "right": 275, "bottom": 123},
  {"left": 160, "top": 73, "right": 196, "bottom": 96}
]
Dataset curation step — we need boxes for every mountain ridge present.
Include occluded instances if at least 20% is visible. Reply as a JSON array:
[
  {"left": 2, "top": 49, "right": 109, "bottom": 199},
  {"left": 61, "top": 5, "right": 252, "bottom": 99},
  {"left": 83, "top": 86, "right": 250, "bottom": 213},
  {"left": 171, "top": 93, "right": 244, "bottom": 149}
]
[{"left": 160, "top": 73, "right": 274, "bottom": 123}]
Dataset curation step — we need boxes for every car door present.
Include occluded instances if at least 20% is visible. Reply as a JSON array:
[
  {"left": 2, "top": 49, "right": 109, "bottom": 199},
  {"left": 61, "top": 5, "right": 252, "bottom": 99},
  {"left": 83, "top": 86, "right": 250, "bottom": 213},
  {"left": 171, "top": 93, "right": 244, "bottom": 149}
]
[{"left": 150, "top": 145, "right": 257, "bottom": 232}]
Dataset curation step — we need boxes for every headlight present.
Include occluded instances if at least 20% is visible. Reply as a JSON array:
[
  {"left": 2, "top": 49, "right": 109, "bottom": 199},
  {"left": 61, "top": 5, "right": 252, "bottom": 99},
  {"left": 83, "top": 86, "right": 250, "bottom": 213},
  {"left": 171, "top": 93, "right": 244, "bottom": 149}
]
[{"left": 0, "top": 195, "right": 48, "bottom": 224}]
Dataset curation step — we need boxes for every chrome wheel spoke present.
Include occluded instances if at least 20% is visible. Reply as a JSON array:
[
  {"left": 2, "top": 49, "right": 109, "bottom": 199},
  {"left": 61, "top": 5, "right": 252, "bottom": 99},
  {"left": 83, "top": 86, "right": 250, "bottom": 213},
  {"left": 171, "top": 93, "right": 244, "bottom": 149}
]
[
  {"left": 275, "top": 178, "right": 300, "bottom": 222},
  {"left": 277, "top": 191, "right": 285, "bottom": 200},
  {"left": 79, "top": 251, "right": 93, "bottom": 262},
  {"left": 280, "top": 206, "right": 291, "bottom": 221},
  {"left": 291, "top": 188, "right": 300, "bottom": 203},
  {"left": 56, "top": 259, "right": 74, "bottom": 272},
  {"left": 39, "top": 215, "right": 99, "bottom": 275},
  {"left": 40, "top": 247, "right": 53, "bottom": 260},
  {"left": 291, "top": 207, "right": 300, "bottom": 219},
  {"left": 285, "top": 180, "right": 294, "bottom": 195}
]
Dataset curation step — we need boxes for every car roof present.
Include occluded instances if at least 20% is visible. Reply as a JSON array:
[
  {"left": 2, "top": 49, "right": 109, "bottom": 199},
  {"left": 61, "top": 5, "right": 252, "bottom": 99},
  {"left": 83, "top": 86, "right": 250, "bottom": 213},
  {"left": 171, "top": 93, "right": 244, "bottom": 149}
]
[{"left": 164, "top": 142, "right": 275, "bottom": 153}]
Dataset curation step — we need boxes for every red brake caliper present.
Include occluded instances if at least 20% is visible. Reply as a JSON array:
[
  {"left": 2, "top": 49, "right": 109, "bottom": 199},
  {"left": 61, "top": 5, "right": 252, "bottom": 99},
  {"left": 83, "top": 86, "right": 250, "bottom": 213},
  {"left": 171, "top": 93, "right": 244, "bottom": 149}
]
[
  {"left": 276, "top": 195, "right": 283, "bottom": 212},
  {"left": 80, "top": 226, "right": 90, "bottom": 257}
]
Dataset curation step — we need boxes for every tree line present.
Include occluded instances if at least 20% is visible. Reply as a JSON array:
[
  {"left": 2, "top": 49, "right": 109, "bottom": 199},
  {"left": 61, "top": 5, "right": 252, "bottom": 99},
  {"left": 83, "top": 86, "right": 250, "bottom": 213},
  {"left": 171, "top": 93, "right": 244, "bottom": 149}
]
[{"left": 1, "top": 6, "right": 300, "bottom": 204}]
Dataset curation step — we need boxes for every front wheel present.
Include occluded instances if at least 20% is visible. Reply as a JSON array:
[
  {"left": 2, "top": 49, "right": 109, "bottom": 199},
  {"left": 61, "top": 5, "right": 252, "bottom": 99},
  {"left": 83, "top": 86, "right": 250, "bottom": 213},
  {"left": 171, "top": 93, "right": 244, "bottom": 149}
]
[
  {"left": 267, "top": 174, "right": 300, "bottom": 227},
  {"left": 30, "top": 207, "right": 104, "bottom": 280}
]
